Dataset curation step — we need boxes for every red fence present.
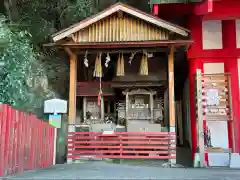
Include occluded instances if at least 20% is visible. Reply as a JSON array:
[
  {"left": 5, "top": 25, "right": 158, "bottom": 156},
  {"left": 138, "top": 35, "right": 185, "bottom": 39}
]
[
  {"left": 0, "top": 104, "right": 56, "bottom": 177},
  {"left": 68, "top": 132, "right": 176, "bottom": 160}
]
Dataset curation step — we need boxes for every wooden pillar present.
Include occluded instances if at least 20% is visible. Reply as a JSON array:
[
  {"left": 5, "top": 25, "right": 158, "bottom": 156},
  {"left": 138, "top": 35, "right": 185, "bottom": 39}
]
[
  {"left": 83, "top": 97, "right": 87, "bottom": 122},
  {"left": 150, "top": 93, "right": 154, "bottom": 122},
  {"left": 125, "top": 92, "right": 129, "bottom": 127},
  {"left": 101, "top": 96, "right": 104, "bottom": 120},
  {"left": 65, "top": 48, "right": 77, "bottom": 163},
  {"left": 65, "top": 48, "right": 77, "bottom": 125},
  {"left": 168, "top": 46, "right": 176, "bottom": 165}
]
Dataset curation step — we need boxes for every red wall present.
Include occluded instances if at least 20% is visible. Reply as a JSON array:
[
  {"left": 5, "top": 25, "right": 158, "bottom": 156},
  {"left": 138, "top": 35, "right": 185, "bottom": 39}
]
[
  {"left": 153, "top": 0, "right": 240, "bottom": 158},
  {"left": 187, "top": 14, "right": 240, "bottom": 156}
]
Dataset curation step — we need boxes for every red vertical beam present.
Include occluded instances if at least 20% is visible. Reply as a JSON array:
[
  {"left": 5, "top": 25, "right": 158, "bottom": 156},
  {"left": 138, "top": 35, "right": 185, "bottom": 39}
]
[
  {"left": 28, "top": 114, "right": 34, "bottom": 170},
  {"left": 187, "top": 14, "right": 204, "bottom": 159},
  {"left": 44, "top": 125, "right": 48, "bottom": 167},
  {"left": 12, "top": 108, "right": 17, "bottom": 174},
  {"left": 47, "top": 126, "right": 52, "bottom": 167},
  {"left": 36, "top": 117, "right": 40, "bottom": 169},
  {"left": 49, "top": 127, "right": 54, "bottom": 166},
  {"left": 187, "top": 16, "right": 203, "bottom": 58},
  {"left": 152, "top": 4, "right": 159, "bottom": 16},
  {"left": 32, "top": 115, "right": 37, "bottom": 169},
  {"left": 39, "top": 120, "right": 44, "bottom": 168},
  {"left": 0, "top": 105, "right": 7, "bottom": 176},
  {"left": 18, "top": 112, "right": 24, "bottom": 173},
  {"left": 222, "top": 20, "right": 237, "bottom": 151},
  {"left": 6, "top": 105, "right": 12, "bottom": 175},
  {"left": 41, "top": 122, "right": 45, "bottom": 167},
  {"left": 225, "top": 58, "right": 240, "bottom": 153},
  {"left": 222, "top": 20, "right": 237, "bottom": 50},
  {"left": 194, "top": 0, "right": 213, "bottom": 15},
  {"left": 22, "top": 113, "right": 28, "bottom": 171},
  {"left": 15, "top": 110, "right": 20, "bottom": 174},
  {"left": 26, "top": 113, "right": 31, "bottom": 170}
]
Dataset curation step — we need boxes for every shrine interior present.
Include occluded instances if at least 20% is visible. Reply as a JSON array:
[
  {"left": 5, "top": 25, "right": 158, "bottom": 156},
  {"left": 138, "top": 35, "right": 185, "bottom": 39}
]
[{"left": 74, "top": 48, "right": 191, "bottom": 148}]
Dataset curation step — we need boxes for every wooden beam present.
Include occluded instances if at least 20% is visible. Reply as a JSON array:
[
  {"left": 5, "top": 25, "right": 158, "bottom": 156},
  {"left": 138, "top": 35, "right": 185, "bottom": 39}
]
[
  {"left": 43, "top": 40, "right": 193, "bottom": 49},
  {"left": 65, "top": 47, "right": 75, "bottom": 57},
  {"left": 168, "top": 46, "right": 176, "bottom": 165},
  {"left": 65, "top": 48, "right": 77, "bottom": 124},
  {"left": 168, "top": 46, "right": 175, "bottom": 128}
]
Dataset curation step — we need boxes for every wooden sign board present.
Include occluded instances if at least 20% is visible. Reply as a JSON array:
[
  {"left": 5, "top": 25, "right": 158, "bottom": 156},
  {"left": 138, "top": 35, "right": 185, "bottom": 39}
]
[{"left": 44, "top": 99, "right": 67, "bottom": 114}]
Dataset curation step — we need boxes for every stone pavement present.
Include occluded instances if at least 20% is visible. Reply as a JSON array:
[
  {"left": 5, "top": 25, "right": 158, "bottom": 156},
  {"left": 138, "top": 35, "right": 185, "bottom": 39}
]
[{"left": 3, "top": 161, "right": 240, "bottom": 180}]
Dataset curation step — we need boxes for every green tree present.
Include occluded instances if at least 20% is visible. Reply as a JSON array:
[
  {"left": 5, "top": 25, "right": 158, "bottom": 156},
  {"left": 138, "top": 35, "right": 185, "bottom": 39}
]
[
  {"left": 0, "top": 0, "right": 94, "bottom": 116},
  {"left": 0, "top": 15, "right": 56, "bottom": 116},
  {"left": 0, "top": 0, "right": 152, "bottom": 116}
]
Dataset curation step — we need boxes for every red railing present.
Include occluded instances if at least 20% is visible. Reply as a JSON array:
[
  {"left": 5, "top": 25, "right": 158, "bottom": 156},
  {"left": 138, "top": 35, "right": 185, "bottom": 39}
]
[
  {"left": 0, "top": 104, "right": 56, "bottom": 177},
  {"left": 68, "top": 132, "right": 176, "bottom": 160}
]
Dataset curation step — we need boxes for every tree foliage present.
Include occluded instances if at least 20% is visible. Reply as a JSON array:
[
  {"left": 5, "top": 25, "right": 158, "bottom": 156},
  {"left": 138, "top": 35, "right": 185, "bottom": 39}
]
[
  {"left": 0, "top": 16, "right": 56, "bottom": 115},
  {"left": 0, "top": 0, "right": 150, "bottom": 117}
]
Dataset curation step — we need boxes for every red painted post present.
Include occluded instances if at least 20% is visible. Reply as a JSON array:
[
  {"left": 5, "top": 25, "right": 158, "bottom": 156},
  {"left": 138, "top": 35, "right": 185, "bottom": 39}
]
[
  {"left": 18, "top": 112, "right": 24, "bottom": 173},
  {"left": 0, "top": 104, "right": 5, "bottom": 176},
  {"left": 4, "top": 105, "right": 11, "bottom": 175}
]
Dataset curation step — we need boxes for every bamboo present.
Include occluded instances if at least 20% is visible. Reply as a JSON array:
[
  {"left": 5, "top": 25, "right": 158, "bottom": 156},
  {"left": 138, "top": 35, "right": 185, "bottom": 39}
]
[
  {"left": 92, "top": 24, "right": 95, "bottom": 42},
  {"left": 120, "top": 16, "right": 122, "bottom": 41},
  {"left": 152, "top": 26, "right": 155, "bottom": 40},
  {"left": 144, "top": 24, "right": 147, "bottom": 41},
  {"left": 116, "top": 16, "right": 118, "bottom": 41},
  {"left": 137, "top": 19, "right": 140, "bottom": 41},
  {"left": 99, "top": 21, "right": 101, "bottom": 42},
  {"left": 95, "top": 23, "right": 98, "bottom": 42},
  {"left": 134, "top": 18, "right": 137, "bottom": 41},
  {"left": 130, "top": 17, "right": 133, "bottom": 40},
  {"left": 122, "top": 16, "right": 126, "bottom": 41},
  {"left": 156, "top": 28, "right": 159, "bottom": 40},
  {"left": 148, "top": 24, "right": 151, "bottom": 40},
  {"left": 70, "top": 13, "right": 172, "bottom": 43},
  {"left": 88, "top": 26, "right": 91, "bottom": 42},
  {"left": 79, "top": 31, "right": 82, "bottom": 42},
  {"left": 106, "top": 17, "right": 109, "bottom": 42},
  {"left": 99, "top": 21, "right": 104, "bottom": 42},
  {"left": 113, "top": 16, "right": 115, "bottom": 42},
  {"left": 163, "top": 30, "right": 166, "bottom": 40},
  {"left": 76, "top": 32, "right": 79, "bottom": 42}
]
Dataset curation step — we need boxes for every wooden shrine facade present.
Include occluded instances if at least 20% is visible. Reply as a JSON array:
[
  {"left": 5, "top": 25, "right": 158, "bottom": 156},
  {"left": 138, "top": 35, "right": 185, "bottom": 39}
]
[
  {"left": 47, "top": 2, "right": 192, "bottom": 127},
  {"left": 44, "top": 2, "right": 194, "bottom": 164}
]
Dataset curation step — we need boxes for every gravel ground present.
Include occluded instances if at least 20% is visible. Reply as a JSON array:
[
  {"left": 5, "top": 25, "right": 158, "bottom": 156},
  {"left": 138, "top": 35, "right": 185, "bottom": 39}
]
[{"left": 3, "top": 161, "right": 240, "bottom": 180}]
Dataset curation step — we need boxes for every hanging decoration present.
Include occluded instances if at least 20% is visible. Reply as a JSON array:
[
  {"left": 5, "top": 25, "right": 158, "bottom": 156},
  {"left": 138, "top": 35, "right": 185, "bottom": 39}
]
[
  {"left": 129, "top": 52, "right": 136, "bottom": 65},
  {"left": 93, "top": 52, "right": 103, "bottom": 77},
  {"left": 84, "top": 50, "right": 88, "bottom": 67},
  {"left": 128, "top": 50, "right": 139, "bottom": 64},
  {"left": 139, "top": 52, "right": 149, "bottom": 76},
  {"left": 116, "top": 53, "right": 125, "bottom": 76},
  {"left": 105, "top": 52, "right": 111, "bottom": 67}
]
